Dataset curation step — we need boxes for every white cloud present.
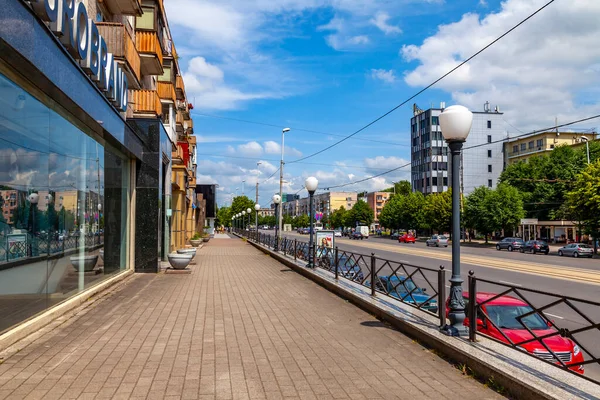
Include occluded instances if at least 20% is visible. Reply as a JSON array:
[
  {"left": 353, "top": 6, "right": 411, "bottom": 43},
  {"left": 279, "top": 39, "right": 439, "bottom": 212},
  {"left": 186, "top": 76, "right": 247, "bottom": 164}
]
[
  {"left": 263, "top": 141, "right": 303, "bottom": 158},
  {"left": 370, "top": 69, "right": 396, "bottom": 83},
  {"left": 370, "top": 12, "right": 401, "bottom": 35},
  {"left": 401, "top": 0, "right": 600, "bottom": 130}
]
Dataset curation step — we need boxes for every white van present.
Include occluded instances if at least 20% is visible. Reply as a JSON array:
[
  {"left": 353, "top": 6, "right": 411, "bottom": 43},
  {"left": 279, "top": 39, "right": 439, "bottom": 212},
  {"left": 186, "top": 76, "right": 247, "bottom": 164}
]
[{"left": 357, "top": 226, "right": 369, "bottom": 238}]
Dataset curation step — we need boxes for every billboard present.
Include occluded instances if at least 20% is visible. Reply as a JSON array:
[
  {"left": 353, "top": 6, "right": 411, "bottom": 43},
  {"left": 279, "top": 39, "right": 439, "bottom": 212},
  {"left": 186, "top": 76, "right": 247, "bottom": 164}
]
[{"left": 316, "top": 230, "right": 334, "bottom": 250}]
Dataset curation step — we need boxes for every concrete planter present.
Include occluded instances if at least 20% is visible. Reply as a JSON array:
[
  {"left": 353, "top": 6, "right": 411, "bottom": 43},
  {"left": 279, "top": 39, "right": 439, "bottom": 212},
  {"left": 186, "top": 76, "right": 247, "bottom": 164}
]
[
  {"left": 70, "top": 255, "right": 99, "bottom": 272},
  {"left": 177, "top": 248, "right": 197, "bottom": 256},
  {"left": 167, "top": 253, "right": 193, "bottom": 270},
  {"left": 99, "top": 249, "right": 104, "bottom": 261},
  {"left": 202, "top": 237, "right": 210, "bottom": 243},
  {"left": 189, "top": 239, "right": 202, "bottom": 247}
]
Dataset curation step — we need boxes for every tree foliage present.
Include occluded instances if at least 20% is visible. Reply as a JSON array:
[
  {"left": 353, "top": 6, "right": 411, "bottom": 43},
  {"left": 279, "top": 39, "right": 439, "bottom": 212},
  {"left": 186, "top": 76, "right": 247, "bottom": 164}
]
[
  {"left": 231, "top": 196, "right": 255, "bottom": 217},
  {"left": 329, "top": 206, "right": 347, "bottom": 229},
  {"left": 345, "top": 200, "right": 374, "bottom": 227},
  {"left": 382, "top": 180, "right": 411, "bottom": 196},
  {"left": 379, "top": 191, "right": 425, "bottom": 230},
  {"left": 422, "top": 190, "right": 452, "bottom": 234},
  {"left": 564, "top": 160, "right": 600, "bottom": 247},
  {"left": 217, "top": 206, "right": 232, "bottom": 227}
]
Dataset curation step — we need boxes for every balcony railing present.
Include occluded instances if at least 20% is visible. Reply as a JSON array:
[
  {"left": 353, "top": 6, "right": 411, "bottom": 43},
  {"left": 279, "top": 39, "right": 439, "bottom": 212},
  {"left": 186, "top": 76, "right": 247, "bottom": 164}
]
[
  {"left": 135, "top": 31, "right": 163, "bottom": 75},
  {"left": 96, "top": 22, "right": 141, "bottom": 85},
  {"left": 175, "top": 75, "right": 185, "bottom": 100},
  {"left": 157, "top": 81, "right": 176, "bottom": 103},
  {"left": 131, "top": 89, "right": 161, "bottom": 116}
]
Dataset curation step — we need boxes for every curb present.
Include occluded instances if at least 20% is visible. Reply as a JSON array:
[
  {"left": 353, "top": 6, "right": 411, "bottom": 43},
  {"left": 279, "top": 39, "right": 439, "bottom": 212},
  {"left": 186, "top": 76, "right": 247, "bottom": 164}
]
[{"left": 239, "top": 235, "right": 600, "bottom": 400}]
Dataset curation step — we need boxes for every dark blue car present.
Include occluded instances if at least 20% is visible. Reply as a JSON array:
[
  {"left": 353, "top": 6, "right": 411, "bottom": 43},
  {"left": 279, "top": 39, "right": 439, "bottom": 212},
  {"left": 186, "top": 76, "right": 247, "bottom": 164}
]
[
  {"left": 314, "top": 250, "right": 365, "bottom": 282},
  {"left": 367, "top": 275, "right": 438, "bottom": 312}
]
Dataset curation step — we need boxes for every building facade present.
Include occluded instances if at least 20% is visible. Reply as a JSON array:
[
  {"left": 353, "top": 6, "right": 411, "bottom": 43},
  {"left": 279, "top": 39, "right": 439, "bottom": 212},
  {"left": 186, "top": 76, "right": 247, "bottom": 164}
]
[
  {"left": 366, "top": 192, "right": 391, "bottom": 227},
  {"left": 281, "top": 192, "right": 357, "bottom": 219},
  {"left": 0, "top": 0, "right": 196, "bottom": 336},
  {"left": 504, "top": 131, "right": 597, "bottom": 165},
  {"left": 410, "top": 102, "right": 505, "bottom": 195}
]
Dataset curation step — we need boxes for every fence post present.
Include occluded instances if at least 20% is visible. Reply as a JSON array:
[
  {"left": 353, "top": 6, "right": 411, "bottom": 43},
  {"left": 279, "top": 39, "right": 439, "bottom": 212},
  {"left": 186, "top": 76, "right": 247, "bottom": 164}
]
[
  {"left": 294, "top": 239, "right": 297, "bottom": 261},
  {"left": 468, "top": 271, "right": 477, "bottom": 342},
  {"left": 438, "top": 266, "right": 446, "bottom": 328},
  {"left": 370, "top": 253, "right": 376, "bottom": 296},
  {"left": 283, "top": 237, "right": 287, "bottom": 255},
  {"left": 334, "top": 246, "right": 339, "bottom": 280}
]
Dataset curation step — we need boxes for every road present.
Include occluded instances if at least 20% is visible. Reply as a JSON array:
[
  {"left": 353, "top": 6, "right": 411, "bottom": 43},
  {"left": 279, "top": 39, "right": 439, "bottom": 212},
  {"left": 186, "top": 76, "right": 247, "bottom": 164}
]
[{"left": 258, "top": 229, "right": 600, "bottom": 381}]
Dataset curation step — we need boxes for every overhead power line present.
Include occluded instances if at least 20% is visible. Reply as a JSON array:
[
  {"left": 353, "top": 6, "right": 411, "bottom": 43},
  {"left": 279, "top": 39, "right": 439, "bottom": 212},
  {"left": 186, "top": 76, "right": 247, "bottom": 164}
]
[
  {"left": 315, "top": 112, "right": 600, "bottom": 191},
  {"left": 287, "top": 0, "right": 556, "bottom": 164},
  {"left": 191, "top": 111, "right": 409, "bottom": 147}
]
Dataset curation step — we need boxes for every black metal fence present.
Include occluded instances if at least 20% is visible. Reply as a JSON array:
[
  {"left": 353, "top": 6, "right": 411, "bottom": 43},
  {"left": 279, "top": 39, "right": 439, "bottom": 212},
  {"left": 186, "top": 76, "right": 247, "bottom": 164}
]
[
  {"left": 238, "top": 229, "right": 447, "bottom": 326},
  {"left": 0, "top": 234, "right": 104, "bottom": 264},
  {"left": 468, "top": 272, "right": 600, "bottom": 385}
]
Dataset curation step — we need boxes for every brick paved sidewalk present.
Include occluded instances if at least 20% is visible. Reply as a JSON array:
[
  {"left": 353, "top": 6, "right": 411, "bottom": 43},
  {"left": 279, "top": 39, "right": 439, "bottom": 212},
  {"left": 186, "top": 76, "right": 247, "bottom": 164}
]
[{"left": 0, "top": 237, "right": 503, "bottom": 400}]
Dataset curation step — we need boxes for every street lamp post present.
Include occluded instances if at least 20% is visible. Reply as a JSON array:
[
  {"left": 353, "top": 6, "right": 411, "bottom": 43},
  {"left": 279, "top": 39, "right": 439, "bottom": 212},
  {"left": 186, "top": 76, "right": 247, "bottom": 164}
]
[
  {"left": 242, "top": 211, "right": 246, "bottom": 230},
  {"left": 279, "top": 128, "right": 291, "bottom": 237},
  {"left": 581, "top": 136, "right": 590, "bottom": 164},
  {"left": 439, "top": 105, "right": 473, "bottom": 337},
  {"left": 255, "top": 204, "right": 260, "bottom": 241},
  {"left": 246, "top": 208, "right": 252, "bottom": 230},
  {"left": 273, "top": 194, "right": 281, "bottom": 251},
  {"left": 305, "top": 177, "right": 318, "bottom": 268}
]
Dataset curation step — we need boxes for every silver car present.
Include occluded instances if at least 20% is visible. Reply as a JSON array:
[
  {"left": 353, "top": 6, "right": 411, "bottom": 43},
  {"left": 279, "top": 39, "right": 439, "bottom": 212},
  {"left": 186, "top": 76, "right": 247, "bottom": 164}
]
[
  {"left": 426, "top": 235, "right": 448, "bottom": 247},
  {"left": 558, "top": 243, "right": 594, "bottom": 258}
]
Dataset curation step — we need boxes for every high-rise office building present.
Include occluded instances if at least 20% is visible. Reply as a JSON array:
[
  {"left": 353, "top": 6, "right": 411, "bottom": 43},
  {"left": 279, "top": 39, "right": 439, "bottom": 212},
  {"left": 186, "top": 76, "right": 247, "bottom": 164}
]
[{"left": 410, "top": 102, "right": 505, "bottom": 195}]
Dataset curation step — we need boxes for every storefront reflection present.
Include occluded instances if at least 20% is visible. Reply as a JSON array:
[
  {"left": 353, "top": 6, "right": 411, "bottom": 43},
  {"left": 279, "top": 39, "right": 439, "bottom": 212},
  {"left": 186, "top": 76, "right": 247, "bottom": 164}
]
[{"left": 0, "top": 72, "right": 129, "bottom": 334}]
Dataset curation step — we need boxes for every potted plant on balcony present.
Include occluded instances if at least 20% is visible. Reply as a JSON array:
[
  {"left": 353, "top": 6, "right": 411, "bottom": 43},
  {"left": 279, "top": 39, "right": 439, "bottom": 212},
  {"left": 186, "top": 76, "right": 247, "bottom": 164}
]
[{"left": 190, "top": 232, "right": 202, "bottom": 247}]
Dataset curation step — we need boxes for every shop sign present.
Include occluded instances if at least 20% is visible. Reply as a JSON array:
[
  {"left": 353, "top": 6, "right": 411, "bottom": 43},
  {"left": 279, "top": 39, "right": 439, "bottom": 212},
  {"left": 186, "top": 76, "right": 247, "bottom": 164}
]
[
  {"left": 29, "top": 0, "right": 128, "bottom": 111},
  {"left": 520, "top": 218, "right": 538, "bottom": 225}
]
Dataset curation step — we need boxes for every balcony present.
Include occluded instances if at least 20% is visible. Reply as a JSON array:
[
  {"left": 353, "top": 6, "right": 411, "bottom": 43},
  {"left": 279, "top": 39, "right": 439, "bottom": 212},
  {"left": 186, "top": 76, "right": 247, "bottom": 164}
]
[
  {"left": 176, "top": 111, "right": 184, "bottom": 133},
  {"left": 135, "top": 31, "right": 163, "bottom": 76},
  {"left": 175, "top": 75, "right": 186, "bottom": 99},
  {"left": 131, "top": 89, "right": 161, "bottom": 116},
  {"left": 157, "top": 81, "right": 176, "bottom": 103},
  {"left": 102, "top": 0, "right": 142, "bottom": 16},
  {"left": 96, "top": 22, "right": 141, "bottom": 89}
]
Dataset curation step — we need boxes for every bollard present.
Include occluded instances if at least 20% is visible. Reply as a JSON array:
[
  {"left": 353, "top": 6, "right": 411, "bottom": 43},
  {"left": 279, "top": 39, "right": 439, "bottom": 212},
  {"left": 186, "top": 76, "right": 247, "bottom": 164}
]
[
  {"left": 468, "top": 270, "right": 477, "bottom": 342},
  {"left": 438, "top": 266, "right": 447, "bottom": 328},
  {"left": 370, "top": 253, "right": 376, "bottom": 296},
  {"left": 334, "top": 246, "right": 339, "bottom": 280}
]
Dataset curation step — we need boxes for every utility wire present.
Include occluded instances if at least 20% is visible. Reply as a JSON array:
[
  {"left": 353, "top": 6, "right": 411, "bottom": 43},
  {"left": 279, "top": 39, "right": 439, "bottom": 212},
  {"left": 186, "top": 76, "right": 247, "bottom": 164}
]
[
  {"left": 312, "top": 112, "right": 600, "bottom": 192},
  {"left": 262, "top": 167, "right": 280, "bottom": 184},
  {"left": 191, "top": 112, "right": 409, "bottom": 147},
  {"left": 287, "top": 0, "right": 556, "bottom": 164}
]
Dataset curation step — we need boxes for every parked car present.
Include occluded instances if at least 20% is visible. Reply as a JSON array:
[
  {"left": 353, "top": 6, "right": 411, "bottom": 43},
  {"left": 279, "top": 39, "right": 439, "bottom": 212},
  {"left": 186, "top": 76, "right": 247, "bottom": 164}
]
[
  {"left": 520, "top": 240, "right": 549, "bottom": 255},
  {"left": 367, "top": 275, "right": 437, "bottom": 312},
  {"left": 558, "top": 243, "right": 593, "bottom": 258},
  {"left": 496, "top": 237, "right": 525, "bottom": 252},
  {"left": 449, "top": 292, "right": 584, "bottom": 374},
  {"left": 334, "top": 230, "right": 342, "bottom": 237},
  {"left": 426, "top": 235, "right": 448, "bottom": 247},
  {"left": 398, "top": 234, "right": 416, "bottom": 244},
  {"left": 390, "top": 232, "right": 400, "bottom": 240},
  {"left": 351, "top": 232, "right": 364, "bottom": 240}
]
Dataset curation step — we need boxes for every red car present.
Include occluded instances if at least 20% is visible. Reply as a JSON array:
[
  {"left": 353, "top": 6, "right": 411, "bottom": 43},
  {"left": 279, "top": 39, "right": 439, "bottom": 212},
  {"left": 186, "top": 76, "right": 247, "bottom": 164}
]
[
  {"left": 398, "top": 234, "right": 416, "bottom": 244},
  {"left": 447, "top": 292, "right": 584, "bottom": 374}
]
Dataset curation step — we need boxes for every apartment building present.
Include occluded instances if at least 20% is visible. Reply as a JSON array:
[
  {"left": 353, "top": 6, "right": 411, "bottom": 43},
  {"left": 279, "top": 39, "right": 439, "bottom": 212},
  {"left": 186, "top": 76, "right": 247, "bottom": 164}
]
[
  {"left": 281, "top": 192, "right": 357, "bottom": 218},
  {"left": 366, "top": 191, "right": 391, "bottom": 227},
  {"left": 504, "top": 131, "right": 597, "bottom": 165},
  {"left": 0, "top": 0, "right": 197, "bottom": 336},
  {"left": 410, "top": 102, "right": 505, "bottom": 195}
]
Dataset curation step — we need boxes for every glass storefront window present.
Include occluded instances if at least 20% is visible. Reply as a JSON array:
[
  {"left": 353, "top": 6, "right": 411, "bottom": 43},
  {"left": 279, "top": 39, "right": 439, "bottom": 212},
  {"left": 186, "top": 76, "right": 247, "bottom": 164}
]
[{"left": 0, "top": 71, "right": 130, "bottom": 334}]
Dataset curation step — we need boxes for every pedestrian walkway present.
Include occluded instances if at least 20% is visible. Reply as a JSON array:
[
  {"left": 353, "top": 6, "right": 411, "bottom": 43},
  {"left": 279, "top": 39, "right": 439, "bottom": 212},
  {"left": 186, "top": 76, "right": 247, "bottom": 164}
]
[{"left": 0, "top": 237, "right": 502, "bottom": 400}]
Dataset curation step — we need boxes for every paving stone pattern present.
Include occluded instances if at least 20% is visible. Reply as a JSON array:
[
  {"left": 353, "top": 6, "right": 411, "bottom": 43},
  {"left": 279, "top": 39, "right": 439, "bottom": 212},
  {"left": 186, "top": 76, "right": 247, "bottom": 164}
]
[{"left": 0, "top": 237, "right": 504, "bottom": 399}]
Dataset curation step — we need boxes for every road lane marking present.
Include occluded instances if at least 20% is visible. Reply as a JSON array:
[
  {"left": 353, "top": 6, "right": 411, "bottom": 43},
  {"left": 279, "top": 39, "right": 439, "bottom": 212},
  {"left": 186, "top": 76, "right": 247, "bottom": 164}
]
[{"left": 545, "top": 313, "right": 565, "bottom": 320}]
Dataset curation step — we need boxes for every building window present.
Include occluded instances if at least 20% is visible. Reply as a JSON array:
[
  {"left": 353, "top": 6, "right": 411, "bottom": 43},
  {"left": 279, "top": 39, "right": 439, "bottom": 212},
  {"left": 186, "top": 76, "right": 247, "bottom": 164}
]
[
  {"left": 536, "top": 139, "right": 543, "bottom": 147},
  {"left": 512, "top": 145, "right": 518, "bottom": 153},
  {"left": 487, "top": 150, "right": 492, "bottom": 158},
  {"left": 432, "top": 177, "right": 438, "bottom": 186},
  {"left": 432, "top": 116, "right": 439, "bottom": 126},
  {"left": 443, "top": 177, "right": 448, "bottom": 186},
  {"left": 488, "top": 179, "right": 493, "bottom": 188},
  {"left": 487, "top": 120, "right": 492, "bottom": 129},
  {"left": 487, "top": 135, "right": 492, "bottom": 143},
  {"left": 488, "top": 165, "right": 492, "bottom": 173},
  {"left": 521, "top": 143, "right": 526, "bottom": 151},
  {"left": 528, "top": 141, "right": 534, "bottom": 149}
]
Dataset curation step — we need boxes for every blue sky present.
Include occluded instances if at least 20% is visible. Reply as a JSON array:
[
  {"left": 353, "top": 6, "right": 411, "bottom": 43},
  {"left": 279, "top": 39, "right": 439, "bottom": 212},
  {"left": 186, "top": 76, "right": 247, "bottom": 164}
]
[{"left": 163, "top": 0, "right": 600, "bottom": 206}]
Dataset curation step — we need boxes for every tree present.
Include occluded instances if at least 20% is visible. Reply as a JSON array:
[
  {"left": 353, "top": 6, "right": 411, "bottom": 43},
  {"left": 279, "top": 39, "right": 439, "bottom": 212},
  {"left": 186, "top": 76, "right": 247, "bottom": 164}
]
[
  {"left": 565, "top": 160, "right": 600, "bottom": 253},
  {"left": 398, "top": 192, "right": 425, "bottom": 231},
  {"left": 329, "top": 206, "right": 347, "bottom": 229},
  {"left": 382, "top": 181, "right": 411, "bottom": 196},
  {"left": 293, "top": 214, "right": 309, "bottom": 228},
  {"left": 378, "top": 196, "right": 401, "bottom": 230},
  {"left": 231, "top": 196, "right": 255, "bottom": 217},
  {"left": 488, "top": 184, "right": 526, "bottom": 235},
  {"left": 464, "top": 187, "right": 495, "bottom": 242},
  {"left": 345, "top": 200, "right": 374, "bottom": 227},
  {"left": 217, "top": 206, "right": 232, "bottom": 227},
  {"left": 422, "top": 190, "right": 452, "bottom": 234}
]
